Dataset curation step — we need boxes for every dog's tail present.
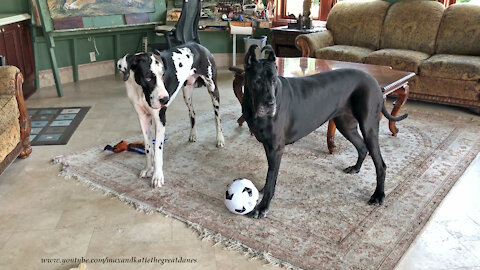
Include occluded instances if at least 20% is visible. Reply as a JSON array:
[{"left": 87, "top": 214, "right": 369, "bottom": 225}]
[{"left": 381, "top": 103, "right": 408, "bottom": 122}]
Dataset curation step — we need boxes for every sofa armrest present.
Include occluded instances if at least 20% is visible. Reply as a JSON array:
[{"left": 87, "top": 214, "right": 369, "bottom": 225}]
[
  {"left": 295, "top": 30, "right": 334, "bottom": 57},
  {"left": 0, "top": 66, "right": 21, "bottom": 95},
  {"left": 0, "top": 66, "right": 32, "bottom": 158}
]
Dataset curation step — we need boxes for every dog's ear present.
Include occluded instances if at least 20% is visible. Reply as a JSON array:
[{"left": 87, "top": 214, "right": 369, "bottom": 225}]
[
  {"left": 244, "top": 44, "right": 258, "bottom": 68},
  {"left": 122, "top": 54, "right": 136, "bottom": 81},
  {"left": 153, "top": 52, "right": 168, "bottom": 73},
  {"left": 261, "top": 45, "right": 276, "bottom": 62}
]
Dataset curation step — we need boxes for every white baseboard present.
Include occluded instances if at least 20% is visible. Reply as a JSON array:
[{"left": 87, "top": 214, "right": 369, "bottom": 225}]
[{"left": 38, "top": 53, "right": 245, "bottom": 88}]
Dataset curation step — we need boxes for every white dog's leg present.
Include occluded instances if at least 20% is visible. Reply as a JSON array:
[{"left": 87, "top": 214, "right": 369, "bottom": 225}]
[
  {"left": 151, "top": 109, "right": 166, "bottom": 188},
  {"left": 182, "top": 84, "right": 197, "bottom": 142},
  {"left": 134, "top": 106, "right": 154, "bottom": 178},
  {"left": 203, "top": 77, "right": 225, "bottom": 148}
]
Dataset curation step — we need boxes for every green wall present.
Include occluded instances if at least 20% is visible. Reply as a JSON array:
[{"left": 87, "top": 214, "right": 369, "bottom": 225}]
[
  {"left": 1, "top": 0, "right": 270, "bottom": 71},
  {"left": 199, "top": 28, "right": 271, "bottom": 55},
  {"left": 1, "top": 0, "right": 29, "bottom": 13}
]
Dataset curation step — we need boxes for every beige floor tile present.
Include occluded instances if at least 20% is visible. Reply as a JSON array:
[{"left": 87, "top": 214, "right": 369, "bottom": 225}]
[
  {"left": 55, "top": 193, "right": 156, "bottom": 230},
  {"left": 0, "top": 227, "right": 94, "bottom": 270},
  {"left": 460, "top": 240, "right": 480, "bottom": 262},
  {"left": 0, "top": 229, "right": 13, "bottom": 250},
  {"left": 13, "top": 209, "right": 64, "bottom": 232},
  {"left": 86, "top": 228, "right": 215, "bottom": 270},
  {"left": 396, "top": 154, "right": 480, "bottom": 270},
  {"left": 396, "top": 221, "right": 480, "bottom": 270},
  {"left": 0, "top": 179, "right": 74, "bottom": 216},
  {"left": 171, "top": 219, "right": 202, "bottom": 242}
]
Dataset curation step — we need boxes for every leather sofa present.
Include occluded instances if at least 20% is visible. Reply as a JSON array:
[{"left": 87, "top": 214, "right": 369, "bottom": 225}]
[
  {"left": 0, "top": 66, "right": 32, "bottom": 175},
  {"left": 295, "top": 0, "right": 480, "bottom": 110}
]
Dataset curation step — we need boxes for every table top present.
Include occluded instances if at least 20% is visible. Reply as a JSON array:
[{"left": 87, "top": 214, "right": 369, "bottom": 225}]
[
  {"left": 270, "top": 25, "right": 326, "bottom": 34},
  {"left": 276, "top": 57, "right": 415, "bottom": 93}
]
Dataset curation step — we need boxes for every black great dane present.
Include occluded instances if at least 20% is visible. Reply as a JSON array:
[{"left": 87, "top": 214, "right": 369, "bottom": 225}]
[{"left": 242, "top": 45, "right": 407, "bottom": 218}]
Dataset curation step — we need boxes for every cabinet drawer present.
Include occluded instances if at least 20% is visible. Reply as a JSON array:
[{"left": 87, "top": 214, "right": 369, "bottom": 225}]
[
  {"left": 272, "top": 32, "right": 299, "bottom": 44},
  {"left": 0, "top": 20, "right": 35, "bottom": 98}
]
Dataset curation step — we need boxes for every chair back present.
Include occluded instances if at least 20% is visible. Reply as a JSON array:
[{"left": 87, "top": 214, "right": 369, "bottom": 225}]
[{"left": 175, "top": 0, "right": 202, "bottom": 44}]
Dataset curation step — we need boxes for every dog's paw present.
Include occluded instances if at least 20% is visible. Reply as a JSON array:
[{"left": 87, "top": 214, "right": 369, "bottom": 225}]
[
  {"left": 151, "top": 171, "right": 165, "bottom": 188},
  {"left": 343, "top": 166, "right": 360, "bottom": 174},
  {"left": 247, "top": 207, "right": 269, "bottom": 219},
  {"left": 368, "top": 192, "right": 385, "bottom": 206},
  {"left": 140, "top": 167, "right": 154, "bottom": 178},
  {"left": 216, "top": 134, "right": 225, "bottom": 148},
  {"left": 189, "top": 130, "right": 197, "bottom": 142}
]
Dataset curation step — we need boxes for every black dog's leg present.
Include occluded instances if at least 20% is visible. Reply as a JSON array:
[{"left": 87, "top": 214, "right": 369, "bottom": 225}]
[
  {"left": 248, "top": 144, "right": 284, "bottom": 219},
  {"left": 361, "top": 124, "right": 386, "bottom": 205},
  {"left": 333, "top": 115, "right": 368, "bottom": 174}
]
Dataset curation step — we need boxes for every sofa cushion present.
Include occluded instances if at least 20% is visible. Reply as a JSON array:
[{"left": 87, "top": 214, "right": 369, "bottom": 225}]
[
  {"left": 326, "top": 0, "right": 391, "bottom": 50},
  {"left": 436, "top": 4, "right": 480, "bottom": 56},
  {"left": 315, "top": 45, "right": 373, "bottom": 63},
  {"left": 380, "top": 1, "right": 444, "bottom": 54},
  {"left": 0, "top": 95, "right": 19, "bottom": 132},
  {"left": 365, "top": 49, "right": 430, "bottom": 73},
  {"left": 0, "top": 66, "right": 20, "bottom": 95},
  {"left": 0, "top": 95, "right": 20, "bottom": 162},
  {"left": 419, "top": 54, "right": 480, "bottom": 81}
]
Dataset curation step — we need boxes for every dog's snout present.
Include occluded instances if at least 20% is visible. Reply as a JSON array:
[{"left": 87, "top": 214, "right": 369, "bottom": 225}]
[
  {"left": 159, "top": 96, "right": 169, "bottom": 106},
  {"left": 265, "top": 100, "right": 275, "bottom": 106}
]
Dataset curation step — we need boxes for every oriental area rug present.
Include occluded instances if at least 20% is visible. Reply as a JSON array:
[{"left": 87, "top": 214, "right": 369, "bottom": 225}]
[{"left": 54, "top": 104, "right": 480, "bottom": 270}]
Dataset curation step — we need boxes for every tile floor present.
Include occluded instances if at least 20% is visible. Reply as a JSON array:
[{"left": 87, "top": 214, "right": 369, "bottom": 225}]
[{"left": 0, "top": 70, "right": 479, "bottom": 270}]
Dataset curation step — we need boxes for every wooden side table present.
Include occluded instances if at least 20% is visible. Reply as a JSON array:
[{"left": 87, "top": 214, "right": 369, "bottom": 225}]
[{"left": 270, "top": 26, "right": 325, "bottom": 57}]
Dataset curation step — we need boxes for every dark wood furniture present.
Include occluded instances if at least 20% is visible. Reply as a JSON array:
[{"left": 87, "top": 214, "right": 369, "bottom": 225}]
[
  {"left": 0, "top": 20, "right": 35, "bottom": 99},
  {"left": 0, "top": 70, "right": 32, "bottom": 176},
  {"left": 270, "top": 26, "right": 325, "bottom": 57},
  {"left": 229, "top": 57, "right": 415, "bottom": 154}
]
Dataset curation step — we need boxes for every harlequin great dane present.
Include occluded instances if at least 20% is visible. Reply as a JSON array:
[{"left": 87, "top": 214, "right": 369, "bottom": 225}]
[
  {"left": 117, "top": 42, "right": 225, "bottom": 188},
  {"left": 242, "top": 45, "right": 408, "bottom": 218}
]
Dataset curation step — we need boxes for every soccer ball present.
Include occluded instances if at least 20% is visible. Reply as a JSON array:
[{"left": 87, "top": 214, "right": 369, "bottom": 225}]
[{"left": 224, "top": 178, "right": 259, "bottom": 215}]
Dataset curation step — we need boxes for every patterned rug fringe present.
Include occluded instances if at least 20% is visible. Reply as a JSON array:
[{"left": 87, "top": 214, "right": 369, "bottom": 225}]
[{"left": 53, "top": 155, "right": 304, "bottom": 270}]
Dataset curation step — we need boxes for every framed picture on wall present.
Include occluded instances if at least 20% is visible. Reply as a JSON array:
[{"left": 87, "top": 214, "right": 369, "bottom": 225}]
[
  {"left": 46, "top": 0, "right": 156, "bottom": 19},
  {"left": 31, "top": 0, "right": 42, "bottom": 25}
]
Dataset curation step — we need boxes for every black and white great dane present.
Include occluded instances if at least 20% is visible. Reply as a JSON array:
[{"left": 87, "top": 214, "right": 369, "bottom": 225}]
[
  {"left": 242, "top": 45, "right": 407, "bottom": 218},
  {"left": 117, "top": 42, "right": 225, "bottom": 188}
]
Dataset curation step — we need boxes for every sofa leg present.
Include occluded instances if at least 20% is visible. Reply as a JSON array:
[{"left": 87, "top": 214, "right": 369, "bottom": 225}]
[
  {"left": 19, "top": 136, "right": 32, "bottom": 159},
  {"left": 15, "top": 72, "right": 32, "bottom": 159}
]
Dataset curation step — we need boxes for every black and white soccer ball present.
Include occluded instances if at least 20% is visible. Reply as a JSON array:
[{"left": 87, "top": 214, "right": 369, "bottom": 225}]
[{"left": 224, "top": 178, "right": 259, "bottom": 215}]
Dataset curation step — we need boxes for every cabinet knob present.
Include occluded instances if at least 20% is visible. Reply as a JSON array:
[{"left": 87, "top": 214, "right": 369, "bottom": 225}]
[
  {"left": 1, "top": 29, "right": 4, "bottom": 33},
  {"left": 17, "top": 24, "right": 20, "bottom": 28}
]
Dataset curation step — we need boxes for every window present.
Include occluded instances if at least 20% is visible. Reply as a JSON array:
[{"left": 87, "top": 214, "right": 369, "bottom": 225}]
[
  {"left": 283, "top": 0, "right": 320, "bottom": 19},
  {"left": 285, "top": 0, "right": 320, "bottom": 19},
  {"left": 277, "top": 0, "right": 334, "bottom": 23}
]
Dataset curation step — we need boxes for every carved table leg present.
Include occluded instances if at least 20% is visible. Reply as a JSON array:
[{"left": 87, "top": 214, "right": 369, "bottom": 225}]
[
  {"left": 389, "top": 84, "right": 409, "bottom": 136},
  {"left": 327, "top": 120, "right": 336, "bottom": 154},
  {"left": 15, "top": 72, "right": 32, "bottom": 159},
  {"left": 229, "top": 67, "right": 246, "bottom": 126}
]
